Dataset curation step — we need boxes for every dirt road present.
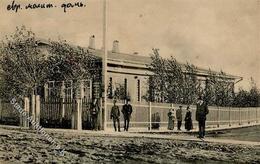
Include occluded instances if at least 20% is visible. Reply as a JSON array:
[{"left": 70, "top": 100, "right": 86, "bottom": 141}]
[{"left": 0, "top": 126, "right": 259, "bottom": 163}]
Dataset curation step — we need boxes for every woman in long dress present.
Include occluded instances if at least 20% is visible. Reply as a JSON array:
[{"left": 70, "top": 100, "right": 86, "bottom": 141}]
[
  {"left": 167, "top": 109, "right": 175, "bottom": 130},
  {"left": 185, "top": 106, "right": 193, "bottom": 131}
]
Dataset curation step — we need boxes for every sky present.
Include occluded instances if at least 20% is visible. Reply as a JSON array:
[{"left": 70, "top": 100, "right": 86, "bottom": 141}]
[{"left": 0, "top": 0, "right": 259, "bottom": 91}]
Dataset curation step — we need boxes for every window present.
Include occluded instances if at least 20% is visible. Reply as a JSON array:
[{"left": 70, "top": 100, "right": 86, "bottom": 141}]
[{"left": 64, "top": 80, "right": 73, "bottom": 99}]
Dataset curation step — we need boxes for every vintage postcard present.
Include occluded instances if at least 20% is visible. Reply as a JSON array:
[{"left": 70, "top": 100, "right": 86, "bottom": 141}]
[{"left": 0, "top": 0, "right": 259, "bottom": 163}]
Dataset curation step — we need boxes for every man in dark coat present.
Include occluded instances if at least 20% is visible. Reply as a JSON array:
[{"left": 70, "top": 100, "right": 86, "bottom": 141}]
[
  {"left": 91, "top": 98, "right": 100, "bottom": 131},
  {"left": 110, "top": 99, "right": 120, "bottom": 132},
  {"left": 196, "top": 96, "right": 209, "bottom": 138},
  {"left": 176, "top": 106, "right": 183, "bottom": 130},
  {"left": 121, "top": 98, "right": 132, "bottom": 131}
]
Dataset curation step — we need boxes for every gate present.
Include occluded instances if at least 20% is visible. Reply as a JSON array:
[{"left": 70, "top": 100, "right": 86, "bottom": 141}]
[
  {"left": 40, "top": 97, "right": 75, "bottom": 128},
  {"left": 40, "top": 97, "right": 93, "bottom": 129}
]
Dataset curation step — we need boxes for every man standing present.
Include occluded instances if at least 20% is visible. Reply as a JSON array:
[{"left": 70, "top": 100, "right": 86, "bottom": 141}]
[
  {"left": 110, "top": 99, "right": 120, "bottom": 132},
  {"left": 91, "top": 98, "right": 100, "bottom": 131},
  {"left": 196, "top": 96, "right": 209, "bottom": 138},
  {"left": 176, "top": 106, "right": 183, "bottom": 130},
  {"left": 121, "top": 98, "right": 132, "bottom": 131}
]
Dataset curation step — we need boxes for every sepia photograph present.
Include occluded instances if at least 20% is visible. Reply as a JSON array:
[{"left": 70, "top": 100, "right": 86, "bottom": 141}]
[{"left": 0, "top": 0, "right": 259, "bottom": 163}]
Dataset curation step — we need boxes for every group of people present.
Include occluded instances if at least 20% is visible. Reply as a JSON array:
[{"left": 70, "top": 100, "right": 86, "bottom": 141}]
[
  {"left": 90, "top": 98, "right": 133, "bottom": 131},
  {"left": 110, "top": 98, "right": 132, "bottom": 132},
  {"left": 167, "top": 105, "right": 193, "bottom": 131},
  {"left": 168, "top": 96, "right": 209, "bottom": 138},
  {"left": 108, "top": 96, "right": 209, "bottom": 139}
]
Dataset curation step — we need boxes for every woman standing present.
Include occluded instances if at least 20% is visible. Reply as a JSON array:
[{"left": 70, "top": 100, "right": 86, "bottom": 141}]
[
  {"left": 167, "top": 109, "right": 175, "bottom": 130},
  {"left": 185, "top": 106, "right": 193, "bottom": 131}
]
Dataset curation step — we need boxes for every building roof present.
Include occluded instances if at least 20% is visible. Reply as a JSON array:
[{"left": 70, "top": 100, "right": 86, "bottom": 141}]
[
  {"left": 89, "top": 48, "right": 242, "bottom": 81},
  {"left": 37, "top": 39, "right": 242, "bottom": 82}
]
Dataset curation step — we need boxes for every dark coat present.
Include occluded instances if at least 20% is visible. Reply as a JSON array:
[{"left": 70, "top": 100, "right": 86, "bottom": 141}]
[
  {"left": 176, "top": 108, "right": 182, "bottom": 121},
  {"left": 195, "top": 101, "right": 209, "bottom": 121},
  {"left": 111, "top": 105, "right": 120, "bottom": 119},
  {"left": 91, "top": 102, "right": 100, "bottom": 116},
  {"left": 185, "top": 110, "right": 193, "bottom": 130},
  {"left": 121, "top": 104, "right": 132, "bottom": 119}
]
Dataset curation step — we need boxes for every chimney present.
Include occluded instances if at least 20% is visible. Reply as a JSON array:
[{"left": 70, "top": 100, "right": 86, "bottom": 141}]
[
  {"left": 112, "top": 40, "right": 119, "bottom": 53},
  {"left": 88, "top": 35, "right": 95, "bottom": 49}
]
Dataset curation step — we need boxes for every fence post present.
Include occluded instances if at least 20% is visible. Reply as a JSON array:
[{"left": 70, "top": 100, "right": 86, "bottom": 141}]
[
  {"left": 229, "top": 107, "right": 231, "bottom": 127},
  {"left": 30, "top": 94, "right": 36, "bottom": 129},
  {"left": 171, "top": 103, "right": 174, "bottom": 128},
  {"left": 0, "top": 99, "right": 2, "bottom": 121},
  {"left": 256, "top": 108, "right": 258, "bottom": 123},
  {"left": 217, "top": 106, "right": 220, "bottom": 127},
  {"left": 24, "top": 97, "right": 30, "bottom": 127},
  {"left": 76, "top": 98, "right": 82, "bottom": 130},
  {"left": 35, "top": 95, "right": 41, "bottom": 125},
  {"left": 149, "top": 102, "right": 152, "bottom": 131},
  {"left": 61, "top": 81, "right": 65, "bottom": 119},
  {"left": 71, "top": 99, "right": 76, "bottom": 129},
  {"left": 248, "top": 108, "right": 250, "bottom": 124},
  {"left": 238, "top": 107, "right": 241, "bottom": 125},
  {"left": 99, "top": 98, "right": 103, "bottom": 131},
  {"left": 98, "top": 98, "right": 102, "bottom": 131}
]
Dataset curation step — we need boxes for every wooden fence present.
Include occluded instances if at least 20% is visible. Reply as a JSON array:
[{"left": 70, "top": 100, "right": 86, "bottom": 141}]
[
  {"left": 0, "top": 98, "right": 259, "bottom": 130},
  {"left": 40, "top": 98, "right": 92, "bottom": 129},
  {"left": 106, "top": 99, "right": 260, "bottom": 130}
]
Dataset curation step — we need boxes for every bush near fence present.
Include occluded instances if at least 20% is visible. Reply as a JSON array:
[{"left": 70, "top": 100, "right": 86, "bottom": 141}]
[{"left": 0, "top": 100, "right": 20, "bottom": 126}]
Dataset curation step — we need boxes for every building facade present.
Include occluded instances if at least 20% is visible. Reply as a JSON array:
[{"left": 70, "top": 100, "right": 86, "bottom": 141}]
[{"left": 40, "top": 35, "right": 242, "bottom": 103}]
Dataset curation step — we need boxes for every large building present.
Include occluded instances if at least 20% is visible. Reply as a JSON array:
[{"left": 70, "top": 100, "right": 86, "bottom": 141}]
[{"left": 40, "top": 35, "right": 242, "bottom": 103}]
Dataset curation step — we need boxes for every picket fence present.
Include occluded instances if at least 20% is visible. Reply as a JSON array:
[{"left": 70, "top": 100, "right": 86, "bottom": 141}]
[{"left": 0, "top": 98, "right": 259, "bottom": 130}]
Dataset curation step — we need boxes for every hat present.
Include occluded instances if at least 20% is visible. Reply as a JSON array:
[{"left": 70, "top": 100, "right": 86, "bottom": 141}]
[{"left": 126, "top": 96, "right": 130, "bottom": 101}]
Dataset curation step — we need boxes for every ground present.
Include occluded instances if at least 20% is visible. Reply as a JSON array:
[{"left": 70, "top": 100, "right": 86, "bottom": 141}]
[{"left": 0, "top": 126, "right": 259, "bottom": 163}]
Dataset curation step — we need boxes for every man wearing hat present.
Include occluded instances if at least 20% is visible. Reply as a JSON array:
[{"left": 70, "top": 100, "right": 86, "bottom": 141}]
[
  {"left": 121, "top": 98, "right": 133, "bottom": 131},
  {"left": 196, "top": 96, "right": 209, "bottom": 138},
  {"left": 110, "top": 99, "right": 120, "bottom": 132},
  {"left": 176, "top": 105, "right": 183, "bottom": 130}
]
